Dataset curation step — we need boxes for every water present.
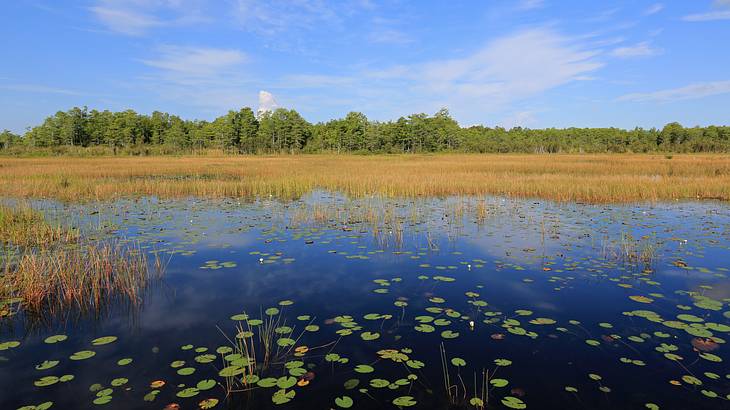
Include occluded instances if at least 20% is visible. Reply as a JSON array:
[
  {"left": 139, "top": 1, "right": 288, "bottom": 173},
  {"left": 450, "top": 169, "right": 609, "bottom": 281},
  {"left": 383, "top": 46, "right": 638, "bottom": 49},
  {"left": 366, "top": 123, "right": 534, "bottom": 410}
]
[{"left": 1, "top": 193, "right": 729, "bottom": 409}]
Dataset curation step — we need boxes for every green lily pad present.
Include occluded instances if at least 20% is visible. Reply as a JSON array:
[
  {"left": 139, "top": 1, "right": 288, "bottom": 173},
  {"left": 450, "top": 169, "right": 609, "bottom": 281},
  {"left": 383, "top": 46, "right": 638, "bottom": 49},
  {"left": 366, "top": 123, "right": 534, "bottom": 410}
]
[
  {"left": 91, "top": 336, "right": 117, "bottom": 346},
  {"left": 35, "top": 360, "right": 60, "bottom": 370},
  {"left": 176, "top": 387, "right": 200, "bottom": 398},
  {"left": 70, "top": 350, "right": 96, "bottom": 361},
  {"left": 354, "top": 364, "right": 374, "bottom": 373},
  {"left": 490, "top": 378, "right": 509, "bottom": 387},
  {"left": 501, "top": 396, "right": 527, "bottom": 409},
  {"left": 335, "top": 396, "right": 354, "bottom": 408},
  {"left": 393, "top": 396, "right": 417, "bottom": 407},
  {"left": 34, "top": 376, "right": 59, "bottom": 387},
  {"left": 197, "top": 379, "right": 216, "bottom": 391},
  {"left": 44, "top": 335, "right": 68, "bottom": 344}
]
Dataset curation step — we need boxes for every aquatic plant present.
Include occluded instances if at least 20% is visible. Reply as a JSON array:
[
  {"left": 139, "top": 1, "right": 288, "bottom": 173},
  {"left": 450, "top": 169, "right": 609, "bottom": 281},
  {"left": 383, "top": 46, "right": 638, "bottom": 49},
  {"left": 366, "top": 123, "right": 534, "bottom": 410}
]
[
  {"left": 1, "top": 240, "right": 164, "bottom": 314},
  {"left": 0, "top": 204, "right": 78, "bottom": 248}
]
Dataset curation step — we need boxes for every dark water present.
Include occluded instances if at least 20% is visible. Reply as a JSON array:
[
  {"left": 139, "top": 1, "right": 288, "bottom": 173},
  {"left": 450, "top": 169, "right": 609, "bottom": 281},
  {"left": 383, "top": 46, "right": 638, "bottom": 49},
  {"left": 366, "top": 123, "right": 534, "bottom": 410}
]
[{"left": 1, "top": 193, "right": 729, "bottom": 410}]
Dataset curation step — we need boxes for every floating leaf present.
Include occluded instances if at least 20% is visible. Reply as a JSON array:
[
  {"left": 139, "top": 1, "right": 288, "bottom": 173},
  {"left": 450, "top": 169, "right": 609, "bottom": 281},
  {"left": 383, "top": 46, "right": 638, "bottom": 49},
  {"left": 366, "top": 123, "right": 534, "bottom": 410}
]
[
  {"left": 35, "top": 360, "right": 60, "bottom": 370},
  {"left": 177, "top": 388, "right": 200, "bottom": 398},
  {"left": 198, "top": 398, "right": 219, "bottom": 409},
  {"left": 91, "top": 336, "right": 117, "bottom": 346},
  {"left": 44, "top": 335, "right": 67, "bottom": 344},
  {"left": 354, "top": 364, "right": 374, "bottom": 373},
  {"left": 490, "top": 378, "right": 509, "bottom": 387},
  {"left": 370, "top": 379, "right": 389, "bottom": 388},
  {"left": 70, "top": 350, "right": 96, "bottom": 361},
  {"left": 197, "top": 380, "right": 216, "bottom": 391},
  {"left": 34, "top": 376, "right": 59, "bottom": 387},
  {"left": 393, "top": 396, "right": 417, "bottom": 407},
  {"left": 335, "top": 396, "right": 354, "bottom": 408},
  {"left": 277, "top": 376, "right": 297, "bottom": 389},
  {"left": 272, "top": 389, "right": 295, "bottom": 405},
  {"left": 501, "top": 396, "right": 527, "bottom": 409},
  {"left": 441, "top": 330, "right": 459, "bottom": 339}
]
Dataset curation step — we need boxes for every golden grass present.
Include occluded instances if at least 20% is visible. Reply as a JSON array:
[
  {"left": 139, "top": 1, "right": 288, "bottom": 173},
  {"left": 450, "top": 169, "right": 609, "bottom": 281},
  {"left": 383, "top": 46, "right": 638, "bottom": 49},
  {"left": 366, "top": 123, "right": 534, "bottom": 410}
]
[
  {"left": 0, "top": 204, "right": 78, "bottom": 247},
  {"left": 1, "top": 154, "right": 729, "bottom": 202},
  {"left": 0, "top": 205, "right": 163, "bottom": 317},
  {"left": 1, "top": 241, "right": 162, "bottom": 314}
]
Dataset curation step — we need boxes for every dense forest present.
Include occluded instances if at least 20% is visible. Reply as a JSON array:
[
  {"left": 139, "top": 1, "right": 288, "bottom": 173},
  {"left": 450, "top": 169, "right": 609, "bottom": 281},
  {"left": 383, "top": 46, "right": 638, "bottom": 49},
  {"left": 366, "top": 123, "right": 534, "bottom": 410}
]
[{"left": 1, "top": 106, "right": 729, "bottom": 154}]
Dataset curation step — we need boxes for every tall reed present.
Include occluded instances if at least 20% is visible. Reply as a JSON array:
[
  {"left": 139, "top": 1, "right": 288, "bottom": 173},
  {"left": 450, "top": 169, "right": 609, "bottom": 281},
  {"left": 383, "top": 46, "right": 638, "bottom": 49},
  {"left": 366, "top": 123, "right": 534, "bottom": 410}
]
[{"left": 1, "top": 241, "right": 163, "bottom": 314}]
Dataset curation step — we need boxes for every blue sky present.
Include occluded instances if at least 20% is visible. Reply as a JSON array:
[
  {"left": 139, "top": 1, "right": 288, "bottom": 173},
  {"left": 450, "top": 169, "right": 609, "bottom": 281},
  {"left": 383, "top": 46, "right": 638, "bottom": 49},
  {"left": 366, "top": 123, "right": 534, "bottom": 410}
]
[{"left": 2, "top": 0, "right": 730, "bottom": 133}]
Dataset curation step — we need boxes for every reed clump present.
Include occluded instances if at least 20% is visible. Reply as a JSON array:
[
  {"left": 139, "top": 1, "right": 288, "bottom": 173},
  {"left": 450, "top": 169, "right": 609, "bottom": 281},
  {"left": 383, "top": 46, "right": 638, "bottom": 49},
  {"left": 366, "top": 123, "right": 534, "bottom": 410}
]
[
  {"left": 0, "top": 154, "right": 728, "bottom": 203},
  {"left": 602, "top": 233, "right": 658, "bottom": 270},
  {"left": 0, "top": 205, "right": 163, "bottom": 317},
  {"left": 0, "top": 204, "right": 78, "bottom": 247},
  {"left": 1, "top": 242, "right": 162, "bottom": 314}
]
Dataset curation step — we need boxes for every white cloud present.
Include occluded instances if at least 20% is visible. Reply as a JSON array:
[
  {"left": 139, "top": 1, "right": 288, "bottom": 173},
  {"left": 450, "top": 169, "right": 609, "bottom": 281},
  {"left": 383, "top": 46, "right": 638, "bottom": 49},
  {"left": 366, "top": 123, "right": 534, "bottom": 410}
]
[
  {"left": 610, "top": 41, "right": 662, "bottom": 58},
  {"left": 617, "top": 80, "right": 730, "bottom": 102},
  {"left": 280, "top": 28, "right": 603, "bottom": 124},
  {"left": 257, "top": 91, "right": 279, "bottom": 115},
  {"left": 400, "top": 28, "right": 602, "bottom": 105},
  {"left": 90, "top": 0, "right": 208, "bottom": 36},
  {"left": 683, "top": 0, "right": 730, "bottom": 21},
  {"left": 644, "top": 3, "right": 664, "bottom": 15},
  {"left": 682, "top": 10, "right": 730, "bottom": 21},
  {"left": 90, "top": 5, "right": 161, "bottom": 35},
  {"left": 498, "top": 111, "right": 538, "bottom": 129},
  {"left": 141, "top": 46, "right": 247, "bottom": 79},
  {"left": 138, "top": 45, "right": 253, "bottom": 111}
]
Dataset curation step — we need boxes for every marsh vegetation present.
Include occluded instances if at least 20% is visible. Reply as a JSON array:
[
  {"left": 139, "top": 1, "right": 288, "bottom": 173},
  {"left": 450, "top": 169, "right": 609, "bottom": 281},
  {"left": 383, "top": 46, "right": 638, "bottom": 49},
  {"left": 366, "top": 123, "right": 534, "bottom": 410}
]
[{"left": 1, "top": 154, "right": 729, "bottom": 203}]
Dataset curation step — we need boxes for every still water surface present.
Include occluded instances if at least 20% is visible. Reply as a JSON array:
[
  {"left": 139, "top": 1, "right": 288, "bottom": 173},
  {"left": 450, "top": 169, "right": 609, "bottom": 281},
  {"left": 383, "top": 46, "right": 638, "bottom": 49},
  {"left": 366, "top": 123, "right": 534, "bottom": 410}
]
[{"left": 1, "top": 193, "right": 729, "bottom": 410}]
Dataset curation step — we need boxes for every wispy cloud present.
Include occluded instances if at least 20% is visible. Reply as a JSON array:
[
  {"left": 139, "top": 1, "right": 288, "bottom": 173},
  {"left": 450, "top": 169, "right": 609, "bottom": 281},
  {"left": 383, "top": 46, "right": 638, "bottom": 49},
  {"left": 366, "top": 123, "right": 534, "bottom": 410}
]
[
  {"left": 279, "top": 28, "right": 603, "bottom": 124},
  {"left": 498, "top": 111, "right": 538, "bottom": 129},
  {"left": 0, "top": 83, "right": 85, "bottom": 96},
  {"left": 233, "top": 0, "right": 341, "bottom": 35},
  {"left": 682, "top": 10, "right": 730, "bottom": 21},
  {"left": 138, "top": 45, "right": 254, "bottom": 111},
  {"left": 141, "top": 46, "right": 247, "bottom": 79},
  {"left": 368, "top": 17, "right": 414, "bottom": 45},
  {"left": 617, "top": 80, "right": 730, "bottom": 102},
  {"left": 683, "top": 0, "right": 730, "bottom": 22},
  {"left": 518, "top": 0, "right": 545, "bottom": 11},
  {"left": 90, "top": 0, "right": 209, "bottom": 36},
  {"left": 644, "top": 3, "right": 664, "bottom": 15},
  {"left": 610, "top": 41, "right": 662, "bottom": 58},
  {"left": 392, "top": 28, "right": 602, "bottom": 105}
]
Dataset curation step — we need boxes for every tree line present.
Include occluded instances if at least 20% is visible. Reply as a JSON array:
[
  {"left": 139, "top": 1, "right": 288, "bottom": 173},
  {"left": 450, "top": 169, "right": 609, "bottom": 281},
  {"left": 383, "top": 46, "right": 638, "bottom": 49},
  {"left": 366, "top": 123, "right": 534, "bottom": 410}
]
[{"left": 1, "top": 106, "right": 729, "bottom": 154}]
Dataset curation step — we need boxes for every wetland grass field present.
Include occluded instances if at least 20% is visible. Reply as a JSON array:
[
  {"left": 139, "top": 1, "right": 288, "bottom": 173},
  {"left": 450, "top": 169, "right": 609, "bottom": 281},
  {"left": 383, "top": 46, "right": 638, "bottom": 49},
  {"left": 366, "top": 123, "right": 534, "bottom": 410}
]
[
  {"left": 1, "top": 153, "right": 730, "bottom": 202},
  {"left": 1, "top": 154, "right": 730, "bottom": 410}
]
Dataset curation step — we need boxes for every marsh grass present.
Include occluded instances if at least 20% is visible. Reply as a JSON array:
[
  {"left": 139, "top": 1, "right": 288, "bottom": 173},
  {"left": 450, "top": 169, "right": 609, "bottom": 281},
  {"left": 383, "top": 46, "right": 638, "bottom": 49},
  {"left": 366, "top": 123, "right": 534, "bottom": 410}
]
[
  {"left": 601, "top": 232, "right": 658, "bottom": 270},
  {"left": 1, "top": 241, "right": 163, "bottom": 314},
  {"left": 0, "top": 204, "right": 78, "bottom": 247},
  {"left": 1, "top": 154, "right": 729, "bottom": 202},
  {"left": 0, "top": 205, "right": 164, "bottom": 317}
]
